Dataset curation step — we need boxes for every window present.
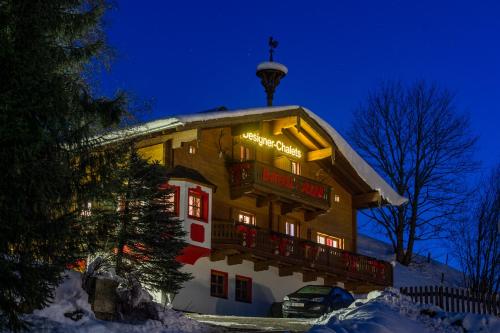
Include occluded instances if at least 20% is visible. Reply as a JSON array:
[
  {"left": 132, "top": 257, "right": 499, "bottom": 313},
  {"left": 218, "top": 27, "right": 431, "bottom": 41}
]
[
  {"left": 210, "top": 270, "right": 228, "bottom": 298},
  {"left": 188, "top": 144, "right": 197, "bottom": 154},
  {"left": 188, "top": 191, "right": 201, "bottom": 218},
  {"left": 240, "top": 145, "right": 251, "bottom": 161},
  {"left": 235, "top": 275, "right": 252, "bottom": 303},
  {"left": 238, "top": 211, "right": 256, "bottom": 225},
  {"left": 164, "top": 185, "right": 180, "bottom": 216},
  {"left": 80, "top": 202, "right": 92, "bottom": 217},
  {"left": 188, "top": 187, "right": 209, "bottom": 222},
  {"left": 334, "top": 194, "right": 340, "bottom": 203},
  {"left": 317, "top": 232, "right": 343, "bottom": 249},
  {"left": 291, "top": 161, "right": 301, "bottom": 175},
  {"left": 285, "top": 220, "right": 299, "bottom": 237}
]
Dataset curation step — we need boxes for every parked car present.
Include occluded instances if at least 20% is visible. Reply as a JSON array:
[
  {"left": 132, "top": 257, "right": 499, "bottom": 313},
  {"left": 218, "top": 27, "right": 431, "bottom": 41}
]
[{"left": 282, "top": 285, "right": 354, "bottom": 318}]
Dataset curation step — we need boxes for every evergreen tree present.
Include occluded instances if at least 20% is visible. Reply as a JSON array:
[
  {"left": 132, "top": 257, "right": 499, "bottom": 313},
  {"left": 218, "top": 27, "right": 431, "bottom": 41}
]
[
  {"left": 110, "top": 148, "right": 191, "bottom": 297},
  {"left": 0, "top": 0, "right": 125, "bottom": 330}
]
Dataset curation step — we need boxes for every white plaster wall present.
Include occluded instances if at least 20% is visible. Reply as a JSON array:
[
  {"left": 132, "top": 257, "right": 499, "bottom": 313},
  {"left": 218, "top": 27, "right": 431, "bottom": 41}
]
[
  {"left": 172, "top": 258, "right": 325, "bottom": 316},
  {"left": 168, "top": 180, "right": 212, "bottom": 249}
]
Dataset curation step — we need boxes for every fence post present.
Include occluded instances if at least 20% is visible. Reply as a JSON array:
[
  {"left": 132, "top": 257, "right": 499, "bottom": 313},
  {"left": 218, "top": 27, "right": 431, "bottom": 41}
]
[
  {"left": 450, "top": 288, "right": 456, "bottom": 312},
  {"left": 466, "top": 289, "right": 471, "bottom": 313},
  {"left": 438, "top": 286, "right": 443, "bottom": 309}
]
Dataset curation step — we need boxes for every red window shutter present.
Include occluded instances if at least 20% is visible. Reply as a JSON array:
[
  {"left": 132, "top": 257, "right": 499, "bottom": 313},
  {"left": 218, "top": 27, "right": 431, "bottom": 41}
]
[
  {"left": 174, "top": 186, "right": 180, "bottom": 216},
  {"left": 190, "top": 223, "right": 205, "bottom": 243},
  {"left": 202, "top": 191, "right": 209, "bottom": 222}
]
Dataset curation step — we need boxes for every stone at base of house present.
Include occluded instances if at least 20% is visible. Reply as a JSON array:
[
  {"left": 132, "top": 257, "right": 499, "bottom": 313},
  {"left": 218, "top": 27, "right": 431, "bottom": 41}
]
[{"left": 88, "top": 277, "right": 119, "bottom": 321}]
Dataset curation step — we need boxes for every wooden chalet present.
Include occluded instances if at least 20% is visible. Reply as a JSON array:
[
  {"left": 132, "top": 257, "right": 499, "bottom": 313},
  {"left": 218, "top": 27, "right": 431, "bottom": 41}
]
[{"left": 110, "top": 105, "right": 407, "bottom": 316}]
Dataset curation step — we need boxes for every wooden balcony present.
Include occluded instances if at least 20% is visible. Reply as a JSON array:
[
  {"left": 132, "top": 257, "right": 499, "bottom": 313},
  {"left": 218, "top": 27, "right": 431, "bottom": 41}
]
[
  {"left": 211, "top": 222, "right": 393, "bottom": 291},
  {"left": 227, "top": 161, "right": 331, "bottom": 213}
]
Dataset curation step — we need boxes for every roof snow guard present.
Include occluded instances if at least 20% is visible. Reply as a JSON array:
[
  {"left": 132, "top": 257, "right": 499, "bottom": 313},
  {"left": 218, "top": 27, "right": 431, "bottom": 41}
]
[{"left": 105, "top": 106, "right": 407, "bottom": 207}]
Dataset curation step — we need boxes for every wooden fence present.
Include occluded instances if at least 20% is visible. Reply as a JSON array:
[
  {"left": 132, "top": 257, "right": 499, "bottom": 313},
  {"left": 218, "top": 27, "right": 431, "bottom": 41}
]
[{"left": 400, "top": 286, "right": 499, "bottom": 316}]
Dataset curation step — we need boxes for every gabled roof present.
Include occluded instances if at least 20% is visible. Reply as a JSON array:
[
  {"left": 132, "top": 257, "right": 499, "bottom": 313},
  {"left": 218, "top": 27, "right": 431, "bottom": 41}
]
[
  {"left": 105, "top": 105, "right": 407, "bottom": 207},
  {"left": 166, "top": 165, "right": 217, "bottom": 190}
]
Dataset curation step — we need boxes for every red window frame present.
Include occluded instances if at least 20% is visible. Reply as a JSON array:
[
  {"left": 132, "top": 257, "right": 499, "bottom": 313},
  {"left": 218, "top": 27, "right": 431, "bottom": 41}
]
[
  {"left": 235, "top": 275, "right": 252, "bottom": 303},
  {"left": 188, "top": 186, "right": 209, "bottom": 222},
  {"left": 210, "top": 270, "right": 228, "bottom": 299}
]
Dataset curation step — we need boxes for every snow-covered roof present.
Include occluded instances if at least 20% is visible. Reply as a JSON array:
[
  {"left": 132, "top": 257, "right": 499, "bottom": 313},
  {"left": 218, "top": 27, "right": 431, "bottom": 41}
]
[
  {"left": 105, "top": 105, "right": 407, "bottom": 206},
  {"left": 256, "top": 61, "right": 288, "bottom": 74}
]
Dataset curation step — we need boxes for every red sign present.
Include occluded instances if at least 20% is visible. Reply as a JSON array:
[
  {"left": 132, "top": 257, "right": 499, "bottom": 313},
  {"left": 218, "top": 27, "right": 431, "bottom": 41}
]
[{"left": 261, "top": 167, "right": 325, "bottom": 199}]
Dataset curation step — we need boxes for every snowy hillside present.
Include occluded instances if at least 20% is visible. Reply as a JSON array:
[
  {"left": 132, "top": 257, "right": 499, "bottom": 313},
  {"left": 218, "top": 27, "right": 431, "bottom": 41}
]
[{"left": 357, "top": 234, "right": 463, "bottom": 288}]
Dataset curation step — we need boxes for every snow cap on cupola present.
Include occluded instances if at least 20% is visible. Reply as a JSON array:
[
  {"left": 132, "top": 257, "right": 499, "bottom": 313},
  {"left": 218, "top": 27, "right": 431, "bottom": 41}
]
[{"left": 256, "top": 36, "right": 288, "bottom": 106}]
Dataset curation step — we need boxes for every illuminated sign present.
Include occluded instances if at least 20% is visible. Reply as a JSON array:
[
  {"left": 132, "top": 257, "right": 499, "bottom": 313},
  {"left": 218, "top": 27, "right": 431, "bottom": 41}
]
[{"left": 241, "top": 132, "right": 302, "bottom": 159}]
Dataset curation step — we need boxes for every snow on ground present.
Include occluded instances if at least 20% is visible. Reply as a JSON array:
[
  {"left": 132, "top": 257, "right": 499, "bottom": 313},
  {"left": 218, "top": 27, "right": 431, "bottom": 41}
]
[
  {"left": 15, "top": 271, "right": 213, "bottom": 333},
  {"left": 358, "top": 234, "right": 463, "bottom": 288},
  {"left": 309, "top": 289, "right": 500, "bottom": 333}
]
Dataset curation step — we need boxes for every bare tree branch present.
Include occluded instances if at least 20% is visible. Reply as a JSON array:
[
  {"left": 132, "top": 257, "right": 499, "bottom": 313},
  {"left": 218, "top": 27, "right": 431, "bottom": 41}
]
[{"left": 349, "top": 81, "right": 478, "bottom": 265}]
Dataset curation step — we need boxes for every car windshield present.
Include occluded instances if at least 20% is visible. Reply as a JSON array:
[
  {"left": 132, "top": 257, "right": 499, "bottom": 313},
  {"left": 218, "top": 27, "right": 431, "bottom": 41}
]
[{"left": 295, "top": 286, "right": 332, "bottom": 295}]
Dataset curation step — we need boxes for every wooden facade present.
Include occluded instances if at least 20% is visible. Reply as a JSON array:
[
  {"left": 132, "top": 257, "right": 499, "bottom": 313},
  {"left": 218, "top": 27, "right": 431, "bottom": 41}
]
[{"left": 131, "top": 107, "right": 396, "bottom": 291}]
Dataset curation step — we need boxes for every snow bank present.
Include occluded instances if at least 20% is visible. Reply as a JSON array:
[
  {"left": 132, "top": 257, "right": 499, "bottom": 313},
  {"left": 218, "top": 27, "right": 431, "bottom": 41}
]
[
  {"left": 309, "top": 289, "right": 500, "bottom": 333},
  {"left": 32, "top": 270, "right": 95, "bottom": 325},
  {"left": 22, "top": 271, "right": 212, "bottom": 333}
]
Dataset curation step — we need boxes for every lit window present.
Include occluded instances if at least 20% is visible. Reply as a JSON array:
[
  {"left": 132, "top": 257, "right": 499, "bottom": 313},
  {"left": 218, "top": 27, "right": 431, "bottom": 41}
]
[
  {"left": 187, "top": 187, "right": 209, "bottom": 222},
  {"left": 238, "top": 211, "right": 256, "bottom": 225},
  {"left": 188, "top": 145, "right": 197, "bottom": 154},
  {"left": 188, "top": 191, "right": 202, "bottom": 218},
  {"left": 164, "top": 186, "right": 180, "bottom": 216},
  {"left": 80, "top": 202, "right": 92, "bottom": 217},
  {"left": 285, "top": 221, "right": 299, "bottom": 237},
  {"left": 235, "top": 275, "right": 252, "bottom": 303},
  {"left": 334, "top": 194, "right": 340, "bottom": 203},
  {"left": 210, "top": 270, "right": 228, "bottom": 298},
  {"left": 317, "top": 232, "right": 343, "bottom": 249},
  {"left": 291, "top": 161, "right": 301, "bottom": 175},
  {"left": 240, "top": 145, "right": 251, "bottom": 161}
]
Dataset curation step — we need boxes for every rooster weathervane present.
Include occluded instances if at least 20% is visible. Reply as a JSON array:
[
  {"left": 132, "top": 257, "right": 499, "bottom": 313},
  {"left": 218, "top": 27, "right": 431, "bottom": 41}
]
[{"left": 268, "top": 36, "right": 279, "bottom": 61}]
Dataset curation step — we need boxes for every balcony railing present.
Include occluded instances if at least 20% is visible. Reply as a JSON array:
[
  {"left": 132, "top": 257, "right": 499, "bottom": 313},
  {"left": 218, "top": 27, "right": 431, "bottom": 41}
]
[
  {"left": 227, "top": 161, "right": 331, "bottom": 211},
  {"left": 212, "top": 222, "right": 393, "bottom": 288}
]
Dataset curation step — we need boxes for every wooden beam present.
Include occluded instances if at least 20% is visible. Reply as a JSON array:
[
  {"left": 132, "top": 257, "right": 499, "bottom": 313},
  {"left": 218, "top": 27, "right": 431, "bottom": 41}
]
[
  {"left": 323, "top": 275, "right": 341, "bottom": 286},
  {"left": 353, "top": 191, "right": 382, "bottom": 208},
  {"left": 227, "top": 253, "right": 251, "bottom": 266},
  {"left": 210, "top": 251, "right": 228, "bottom": 262},
  {"left": 304, "top": 210, "right": 321, "bottom": 222},
  {"left": 279, "top": 266, "right": 296, "bottom": 277},
  {"left": 272, "top": 116, "right": 298, "bottom": 135},
  {"left": 280, "top": 202, "right": 298, "bottom": 215},
  {"left": 294, "top": 124, "right": 323, "bottom": 150},
  {"left": 254, "top": 261, "right": 271, "bottom": 272},
  {"left": 256, "top": 196, "right": 268, "bottom": 208},
  {"left": 307, "top": 147, "right": 333, "bottom": 162},
  {"left": 303, "top": 272, "right": 317, "bottom": 282}
]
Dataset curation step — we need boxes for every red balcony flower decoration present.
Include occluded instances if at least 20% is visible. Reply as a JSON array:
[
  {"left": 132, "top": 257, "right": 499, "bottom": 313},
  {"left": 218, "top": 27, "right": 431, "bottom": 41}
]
[
  {"left": 230, "top": 163, "right": 251, "bottom": 186},
  {"left": 269, "top": 234, "right": 291, "bottom": 256},
  {"left": 368, "top": 259, "right": 386, "bottom": 278},
  {"left": 236, "top": 224, "right": 257, "bottom": 248},
  {"left": 343, "top": 252, "right": 359, "bottom": 273},
  {"left": 302, "top": 243, "right": 319, "bottom": 262}
]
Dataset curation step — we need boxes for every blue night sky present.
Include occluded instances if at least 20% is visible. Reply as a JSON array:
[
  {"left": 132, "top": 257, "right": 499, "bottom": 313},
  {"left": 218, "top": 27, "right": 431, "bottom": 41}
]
[{"left": 99, "top": 1, "right": 500, "bottom": 260}]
